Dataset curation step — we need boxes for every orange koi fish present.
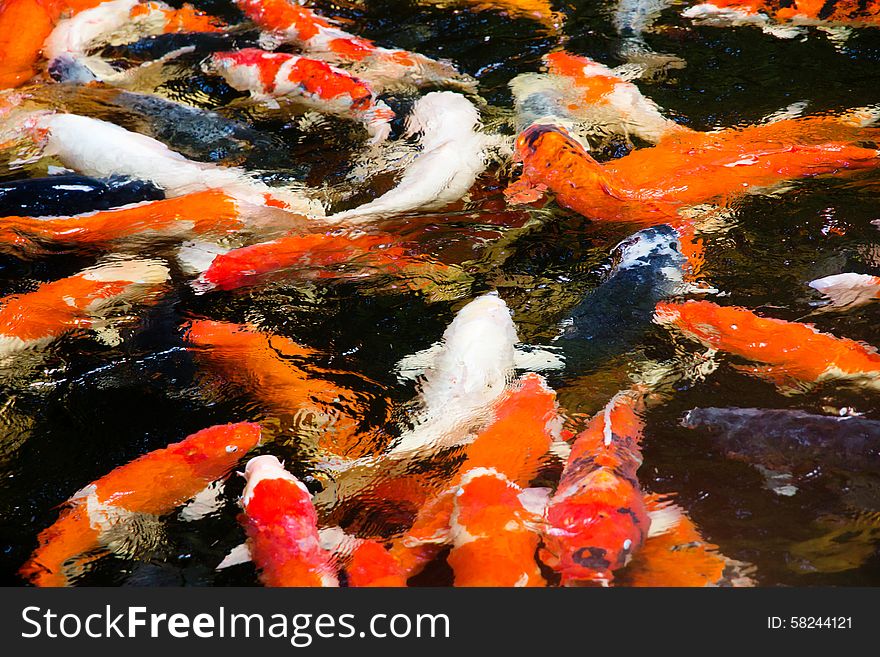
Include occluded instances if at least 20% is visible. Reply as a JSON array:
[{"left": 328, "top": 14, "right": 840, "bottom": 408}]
[
  {"left": 190, "top": 230, "right": 444, "bottom": 293},
  {"left": 45, "top": 0, "right": 225, "bottom": 72},
  {"left": 619, "top": 496, "right": 756, "bottom": 587},
  {"left": 654, "top": 300, "right": 880, "bottom": 390},
  {"left": 390, "top": 373, "right": 559, "bottom": 579},
  {"left": 0, "top": 257, "right": 168, "bottom": 358},
  {"left": 0, "top": 191, "right": 270, "bottom": 254},
  {"left": 446, "top": 468, "right": 546, "bottom": 587},
  {"left": 239, "top": 455, "right": 338, "bottom": 587},
  {"left": 0, "top": 0, "right": 103, "bottom": 89},
  {"left": 209, "top": 49, "right": 394, "bottom": 144},
  {"left": 421, "top": 0, "right": 564, "bottom": 32},
  {"left": 19, "top": 422, "right": 262, "bottom": 587},
  {"left": 344, "top": 538, "right": 407, "bottom": 587},
  {"left": 506, "top": 118, "right": 880, "bottom": 226},
  {"left": 181, "top": 319, "right": 377, "bottom": 457},
  {"left": 809, "top": 272, "right": 880, "bottom": 310},
  {"left": 232, "top": 0, "right": 467, "bottom": 90},
  {"left": 540, "top": 388, "right": 650, "bottom": 586},
  {"left": 684, "top": 0, "right": 880, "bottom": 38}
]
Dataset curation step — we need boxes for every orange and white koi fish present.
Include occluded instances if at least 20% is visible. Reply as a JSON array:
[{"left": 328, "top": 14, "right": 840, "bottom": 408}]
[
  {"left": 809, "top": 272, "right": 880, "bottom": 309},
  {"left": 208, "top": 49, "right": 394, "bottom": 144},
  {"left": 684, "top": 0, "right": 880, "bottom": 39},
  {"left": 238, "top": 455, "right": 338, "bottom": 587},
  {"left": 619, "top": 496, "right": 756, "bottom": 586},
  {"left": 654, "top": 300, "right": 880, "bottom": 390},
  {"left": 541, "top": 388, "right": 650, "bottom": 586},
  {"left": 506, "top": 116, "right": 880, "bottom": 226},
  {"left": 182, "top": 319, "right": 375, "bottom": 457},
  {"left": 390, "top": 373, "right": 559, "bottom": 579},
  {"left": 19, "top": 422, "right": 261, "bottom": 587},
  {"left": 0, "top": 190, "right": 296, "bottom": 255},
  {"left": 510, "top": 51, "right": 688, "bottom": 144},
  {"left": 446, "top": 467, "right": 546, "bottom": 587},
  {"left": 328, "top": 92, "right": 490, "bottom": 223},
  {"left": 187, "top": 230, "right": 444, "bottom": 293},
  {"left": 23, "top": 112, "right": 324, "bottom": 216},
  {"left": 232, "top": 0, "right": 468, "bottom": 91},
  {"left": 0, "top": 257, "right": 168, "bottom": 358},
  {"left": 45, "top": 0, "right": 224, "bottom": 81},
  {"left": 0, "top": 0, "right": 103, "bottom": 89}
]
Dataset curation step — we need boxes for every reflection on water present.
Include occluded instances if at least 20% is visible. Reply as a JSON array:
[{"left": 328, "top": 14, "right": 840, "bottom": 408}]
[{"left": 1, "top": 0, "right": 879, "bottom": 586}]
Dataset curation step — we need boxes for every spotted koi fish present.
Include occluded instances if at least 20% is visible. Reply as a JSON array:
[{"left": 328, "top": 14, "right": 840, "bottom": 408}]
[
  {"left": 232, "top": 0, "right": 469, "bottom": 90},
  {"left": 0, "top": 257, "right": 168, "bottom": 358},
  {"left": 19, "top": 422, "right": 262, "bottom": 586},
  {"left": 540, "top": 388, "right": 650, "bottom": 586},
  {"left": 181, "top": 319, "right": 378, "bottom": 458},
  {"left": 209, "top": 49, "right": 394, "bottom": 144},
  {"left": 506, "top": 117, "right": 880, "bottom": 226},
  {"left": 654, "top": 300, "right": 880, "bottom": 391},
  {"left": 239, "top": 455, "right": 339, "bottom": 587}
]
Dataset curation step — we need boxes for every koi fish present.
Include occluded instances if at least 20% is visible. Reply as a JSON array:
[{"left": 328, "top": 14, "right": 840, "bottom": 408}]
[
  {"left": 0, "top": 257, "right": 169, "bottom": 359},
  {"left": 23, "top": 112, "right": 324, "bottom": 216},
  {"left": 655, "top": 300, "right": 880, "bottom": 390},
  {"left": 232, "top": 0, "right": 468, "bottom": 91},
  {"left": 541, "top": 388, "right": 650, "bottom": 586},
  {"left": 343, "top": 538, "right": 407, "bottom": 587},
  {"left": 446, "top": 468, "right": 546, "bottom": 587},
  {"left": 208, "top": 49, "right": 394, "bottom": 144},
  {"left": 555, "top": 224, "right": 687, "bottom": 374},
  {"left": 0, "top": 172, "right": 163, "bottom": 217},
  {"left": 186, "top": 230, "right": 448, "bottom": 294},
  {"left": 809, "top": 272, "right": 880, "bottom": 310},
  {"left": 420, "top": 0, "right": 564, "bottom": 32},
  {"left": 328, "top": 92, "right": 489, "bottom": 223},
  {"left": 619, "top": 497, "right": 756, "bottom": 586},
  {"left": 506, "top": 118, "right": 880, "bottom": 226},
  {"left": 0, "top": 0, "right": 103, "bottom": 89},
  {"left": 181, "top": 319, "right": 375, "bottom": 458},
  {"left": 684, "top": 0, "right": 880, "bottom": 40},
  {"left": 238, "top": 455, "right": 338, "bottom": 587},
  {"left": 0, "top": 190, "right": 294, "bottom": 255},
  {"left": 19, "top": 422, "right": 261, "bottom": 586},
  {"left": 681, "top": 406, "right": 880, "bottom": 477},
  {"left": 45, "top": 0, "right": 225, "bottom": 81},
  {"left": 390, "top": 373, "right": 560, "bottom": 578}
]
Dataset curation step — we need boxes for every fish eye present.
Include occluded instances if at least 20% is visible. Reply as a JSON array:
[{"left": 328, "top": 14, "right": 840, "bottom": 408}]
[{"left": 225, "top": 445, "right": 239, "bottom": 453}]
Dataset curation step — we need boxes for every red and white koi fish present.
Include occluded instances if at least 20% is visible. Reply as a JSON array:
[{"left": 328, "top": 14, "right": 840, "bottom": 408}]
[
  {"left": 45, "top": 0, "right": 225, "bottom": 80},
  {"left": 328, "top": 92, "right": 490, "bottom": 223},
  {"left": 619, "top": 496, "right": 756, "bottom": 586},
  {"left": 809, "top": 272, "right": 880, "bottom": 310},
  {"left": 19, "top": 422, "right": 262, "bottom": 587},
  {"left": 0, "top": 257, "right": 168, "bottom": 358},
  {"left": 232, "top": 0, "right": 468, "bottom": 91},
  {"left": 239, "top": 455, "right": 339, "bottom": 587},
  {"left": 182, "top": 319, "right": 378, "bottom": 458},
  {"left": 510, "top": 51, "right": 688, "bottom": 144},
  {"left": 541, "top": 388, "right": 650, "bottom": 586},
  {"left": 22, "top": 112, "right": 324, "bottom": 216},
  {"left": 654, "top": 300, "right": 880, "bottom": 391},
  {"left": 0, "top": 0, "right": 104, "bottom": 89},
  {"left": 185, "top": 230, "right": 450, "bottom": 294},
  {"left": 506, "top": 115, "right": 880, "bottom": 226},
  {"left": 684, "top": 0, "right": 880, "bottom": 40},
  {"left": 390, "top": 373, "right": 559, "bottom": 579},
  {"left": 446, "top": 467, "right": 546, "bottom": 587},
  {"left": 0, "top": 190, "right": 297, "bottom": 255},
  {"left": 208, "top": 49, "right": 394, "bottom": 144}
]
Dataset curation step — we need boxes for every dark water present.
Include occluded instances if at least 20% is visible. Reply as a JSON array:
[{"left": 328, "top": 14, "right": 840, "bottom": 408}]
[{"left": 1, "top": 0, "right": 880, "bottom": 586}]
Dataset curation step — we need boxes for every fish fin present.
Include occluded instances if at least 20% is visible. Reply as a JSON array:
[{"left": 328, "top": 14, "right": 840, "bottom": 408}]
[
  {"left": 177, "top": 240, "right": 230, "bottom": 277},
  {"left": 761, "top": 24, "right": 804, "bottom": 39},
  {"left": 394, "top": 342, "right": 444, "bottom": 381},
  {"left": 318, "top": 526, "right": 360, "bottom": 555},
  {"left": 179, "top": 480, "right": 226, "bottom": 522},
  {"left": 547, "top": 439, "right": 571, "bottom": 462},
  {"left": 730, "top": 363, "right": 812, "bottom": 394},
  {"left": 216, "top": 542, "right": 252, "bottom": 570},
  {"left": 753, "top": 465, "right": 798, "bottom": 497},
  {"left": 504, "top": 178, "right": 548, "bottom": 205},
  {"left": 89, "top": 325, "right": 123, "bottom": 347},
  {"left": 817, "top": 26, "right": 852, "bottom": 49},
  {"left": 518, "top": 486, "right": 552, "bottom": 518},
  {"left": 646, "top": 502, "right": 684, "bottom": 538},
  {"left": 513, "top": 344, "right": 565, "bottom": 372},
  {"left": 761, "top": 100, "right": 808, "bottom": 124}
]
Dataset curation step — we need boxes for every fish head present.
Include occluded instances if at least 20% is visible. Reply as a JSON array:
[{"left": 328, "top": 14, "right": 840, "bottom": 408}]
[
  {"left": 240, "top": 455, "right": 314, "bottom": 523},
  {"left": 611, "top": 225, "right": 687, "bottom": 278},
  {"left": 543, "top": 475, "right": 649, "bottom": 585},
  {"left": 404, "top": 91, "right": 480, "bottom": 142},
  {"left": 171, "top": 422, "right": 262, "bottom": 480},
  {"left": 513, "top": 123, "right": 600, "bottom": 176},
  {"left": 207, "top": 49, "right": 277, "bottom": 89}
]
